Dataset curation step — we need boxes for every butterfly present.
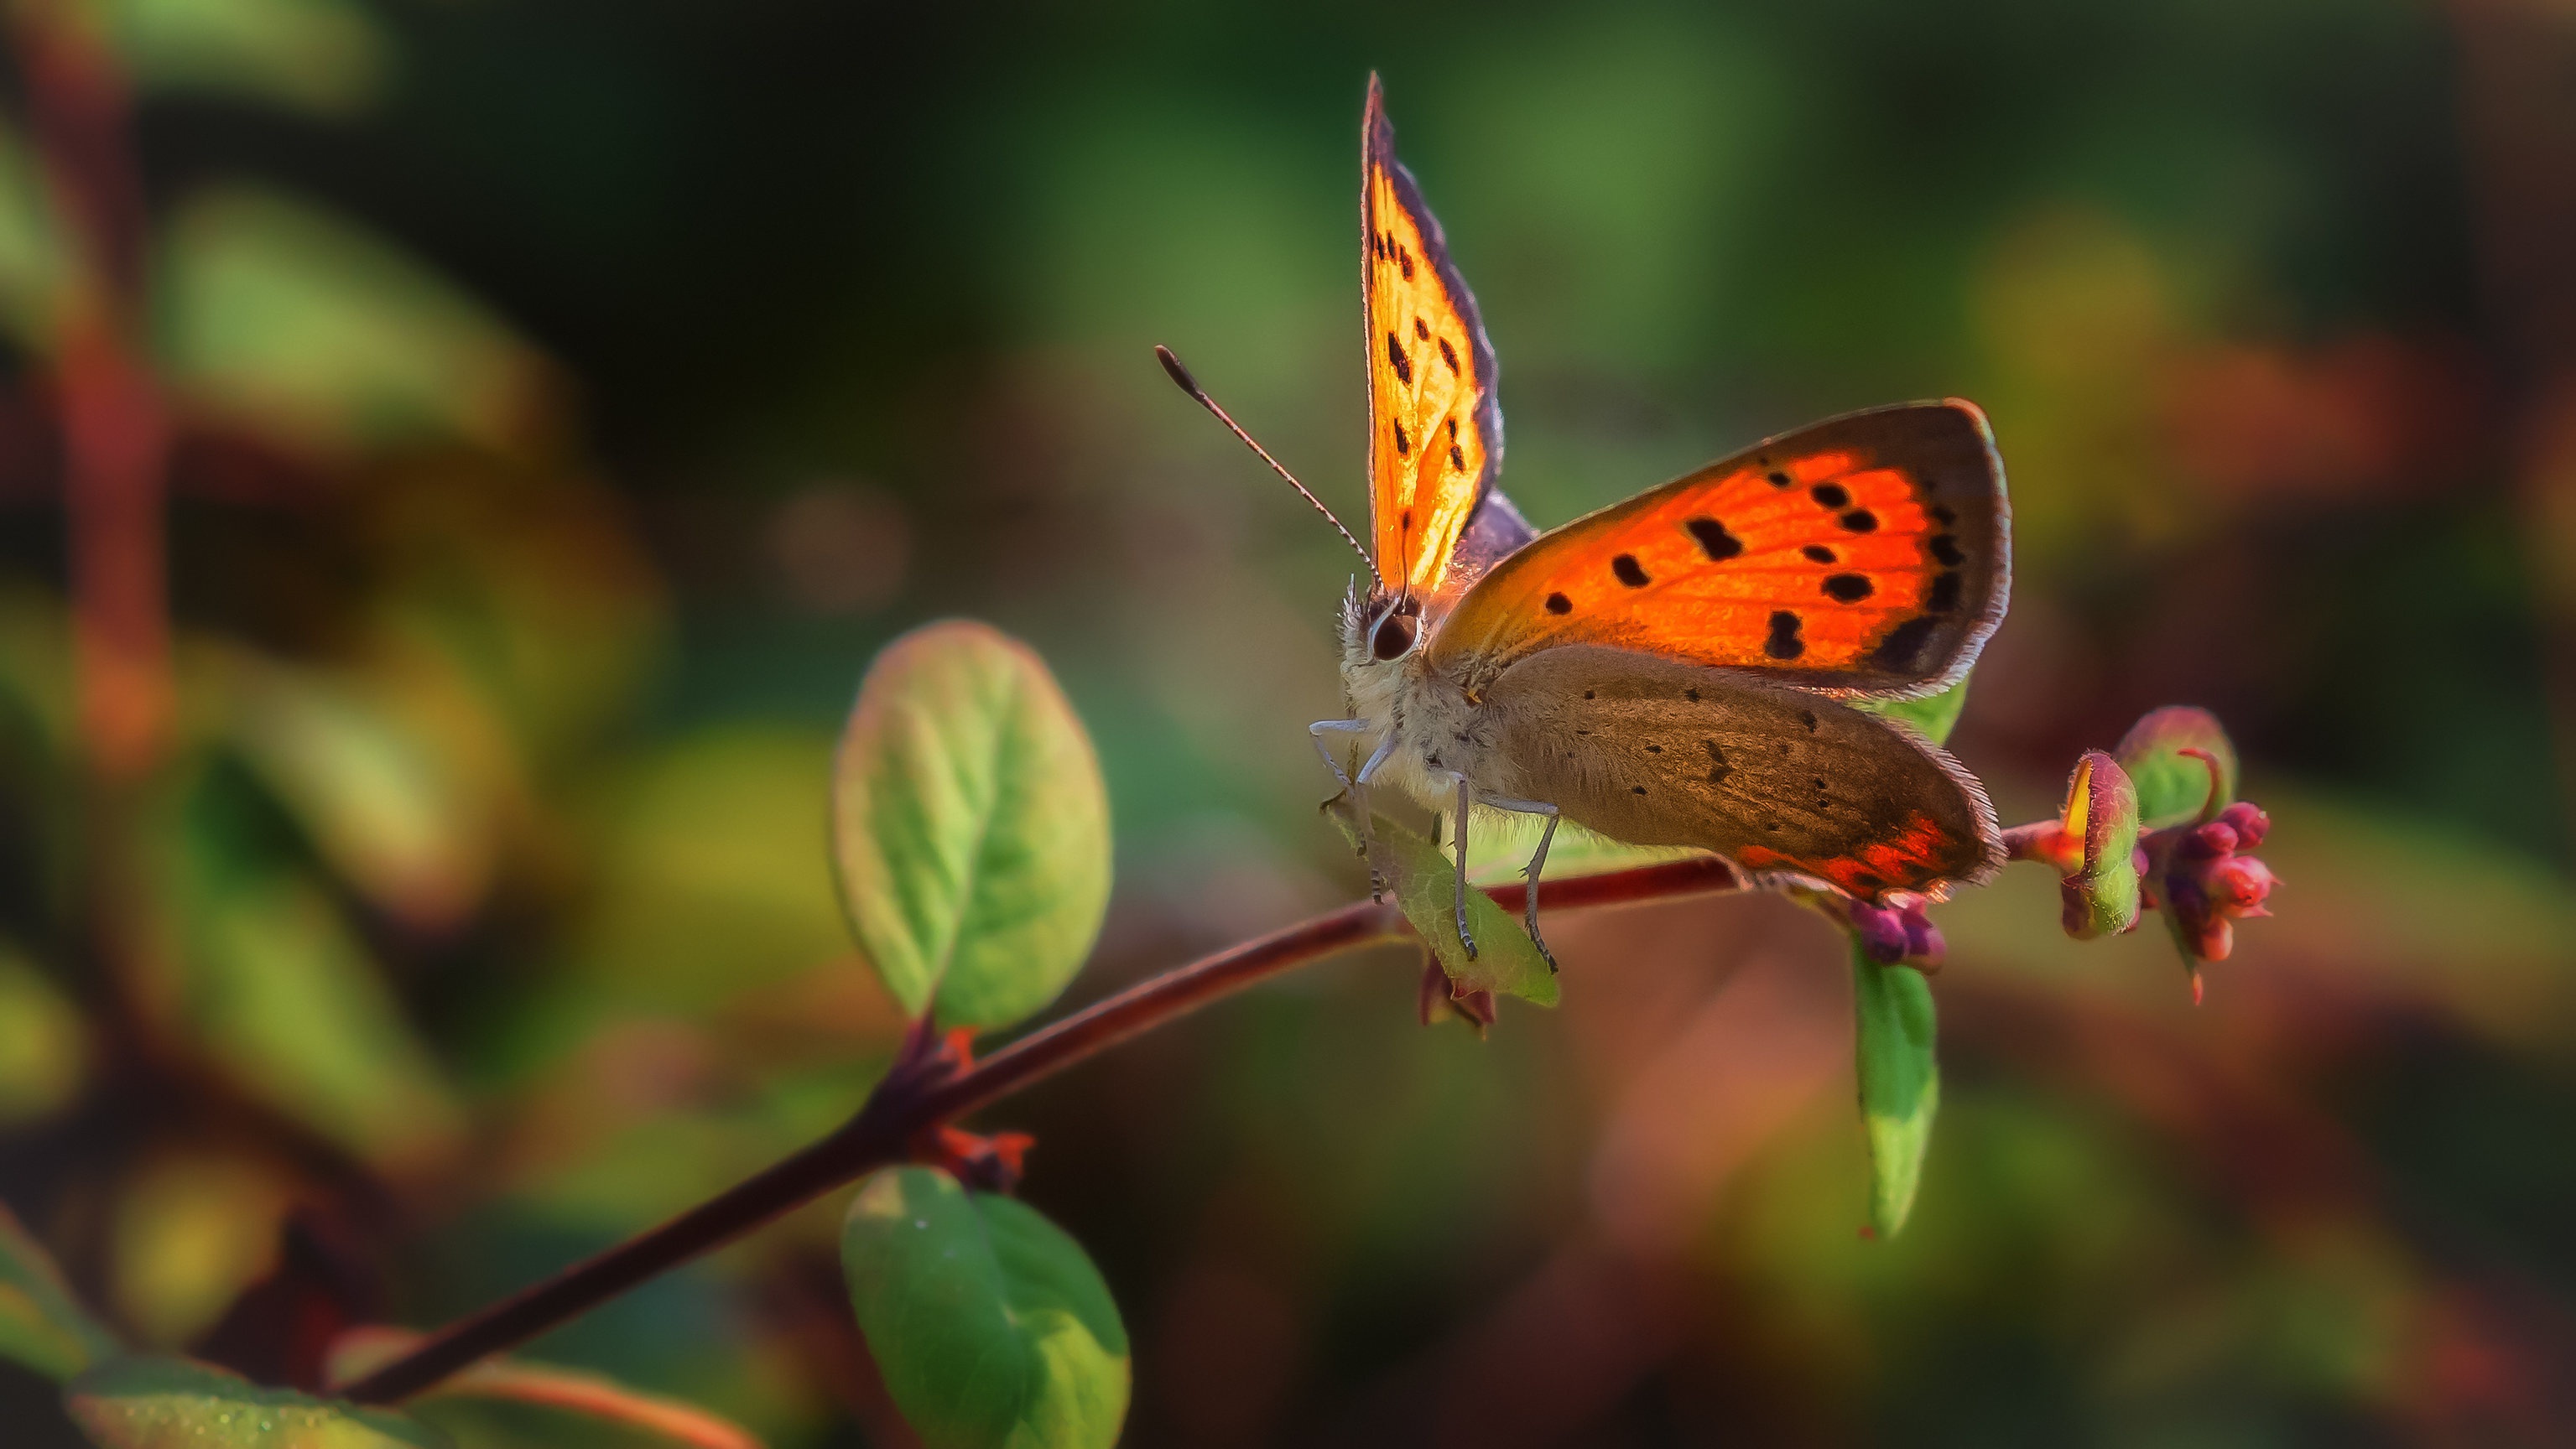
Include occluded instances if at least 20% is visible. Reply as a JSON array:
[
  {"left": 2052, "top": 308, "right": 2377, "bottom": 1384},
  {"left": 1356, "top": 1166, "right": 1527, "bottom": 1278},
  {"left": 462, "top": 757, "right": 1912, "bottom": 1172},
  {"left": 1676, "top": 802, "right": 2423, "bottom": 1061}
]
[{"left": 1158, "top": 74, "right": 2008, "bottom": 966}]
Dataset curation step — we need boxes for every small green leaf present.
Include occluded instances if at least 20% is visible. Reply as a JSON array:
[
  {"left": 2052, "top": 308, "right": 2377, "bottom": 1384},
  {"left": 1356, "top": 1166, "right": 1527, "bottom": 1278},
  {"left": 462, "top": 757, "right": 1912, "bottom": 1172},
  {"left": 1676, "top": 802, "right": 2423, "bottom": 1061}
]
[
  {"left": 0, "top": 1201, "right": 119, "bottom": 1380},
  {"left": 2058, "top": 751, "right": 2141, "bottom": 940},
  {"left": 841, "top": 1167, "right": 1129, "bottom": 1449},
  {"left": 155, "top": 186, "right": 552, "bottom": 460},
  {"left": 1324, "top": 797, "right": 1558, "bottom": 1008},
  {"left": 104, "top": 0, "right": 390, "bottom": 118},
  {"left": 1858, "top": 673, "right": 1970, "bottom": 747},
  {"left": 1851, "top": 942, "right": 1939, "bottom": 1236},
  {"left": 158, "top": 778, "right": 465, "bottom": 1175},
  {"left": 65, "top": 1354, "right": 447, "bottom": 1447},
  {"left": 2114, "top": 706, "right": 2237, "bottom": 828},
  {"left": 831, "top": 621, "right": 1112, "bottom": 1032}
]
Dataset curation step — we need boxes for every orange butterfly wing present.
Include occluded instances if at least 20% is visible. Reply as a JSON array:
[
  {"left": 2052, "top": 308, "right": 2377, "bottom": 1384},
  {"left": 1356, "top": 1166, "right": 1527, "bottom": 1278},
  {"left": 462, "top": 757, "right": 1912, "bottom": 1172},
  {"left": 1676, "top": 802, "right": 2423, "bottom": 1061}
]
[
  {"left": 1362, "top": 75, "right": 1503, "bottom": 600},
  {"left": 1428, "top": 402, "right": 2010, "bottom": 695}
]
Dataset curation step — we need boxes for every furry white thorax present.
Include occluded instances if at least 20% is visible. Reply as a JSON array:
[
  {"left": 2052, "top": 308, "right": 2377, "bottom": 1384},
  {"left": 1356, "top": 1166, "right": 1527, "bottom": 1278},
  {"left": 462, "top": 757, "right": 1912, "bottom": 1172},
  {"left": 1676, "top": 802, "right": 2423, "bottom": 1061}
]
[{"left": 1334, "top": 582, "right": 1514, "bottom": 812}]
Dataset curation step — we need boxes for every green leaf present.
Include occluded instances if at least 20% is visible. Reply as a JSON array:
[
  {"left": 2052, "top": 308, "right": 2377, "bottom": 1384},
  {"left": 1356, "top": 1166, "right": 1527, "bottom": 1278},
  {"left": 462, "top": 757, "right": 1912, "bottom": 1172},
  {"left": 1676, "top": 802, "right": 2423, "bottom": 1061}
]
[
  {"left": 104, "top": 0, "right": 390, "bottom": 118},
  {"left": 0, "top": 1201, "right": 119, "bottom": 1380},
  {"left": 841, "top": 1167, "right": 1129, "bottom": 1449},
  {"left": 1858, "top": 673, "right": 1970, "bottom": 747},
  {"left": 1324, "top": 796, "right": 1559, "bottom": 1008},
  {"left": 0, "top": 118, "right": 69, "bottom": 352},
  {"left": 158, "top": 777, "right": 465, "bottom": 1175},
  {"left": 2058, "top": 751, "right": 2141, "bottom": 940},
  {"left": 831, "top": 622, "right": 1112, "bottom": 1032},
  {"left": 154, "top": 185, "right": 552, "bottom": 461},
  {"left": 2114, "top": 705, "right": 2237, "bottom": 828},
  {"left": 214, "top": 651, "right": 486, "bottom": 932},
  {"left": 1851, "top": 942, "right": 1939, "bottom": 1236},
  {"left": 65, "top": 1354, "right": 448, "bottom": 1447},
  {"left": 0, "top": 941, "right": 89, "bottom": 1127},
  {"left": 325, "top": 1327, "right": 764, "bottom": 1449}
]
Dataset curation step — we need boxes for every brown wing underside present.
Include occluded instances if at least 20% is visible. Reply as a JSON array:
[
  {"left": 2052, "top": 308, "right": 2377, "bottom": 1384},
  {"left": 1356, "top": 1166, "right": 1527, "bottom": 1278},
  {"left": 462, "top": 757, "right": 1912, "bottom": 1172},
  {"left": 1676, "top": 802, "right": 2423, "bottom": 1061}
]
[{"left": 1484, "top": 646, "right": 2000, "bottom": 900}]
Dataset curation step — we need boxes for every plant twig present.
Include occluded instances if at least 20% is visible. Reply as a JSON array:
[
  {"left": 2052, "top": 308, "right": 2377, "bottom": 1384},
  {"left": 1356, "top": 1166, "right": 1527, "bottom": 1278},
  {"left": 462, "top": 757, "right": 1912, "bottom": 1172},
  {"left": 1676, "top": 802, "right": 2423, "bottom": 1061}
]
[{"left": 338, "top": 855, "right": 1742, "bottom": 1405}]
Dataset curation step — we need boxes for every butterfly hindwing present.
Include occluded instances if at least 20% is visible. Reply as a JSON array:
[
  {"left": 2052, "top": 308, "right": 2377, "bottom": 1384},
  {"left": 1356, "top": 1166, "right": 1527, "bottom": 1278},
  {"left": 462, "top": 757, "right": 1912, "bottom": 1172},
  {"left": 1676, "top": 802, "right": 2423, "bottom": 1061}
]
[
  {"left": 1363, "top": 75, "right": 1505, "bottom": 600},
  {"left": 1483, "top": 645, "right": 2001, "bottom": 898},
  {"left": 1428, "top": 402, "right": 2009, "bottom": 695}
]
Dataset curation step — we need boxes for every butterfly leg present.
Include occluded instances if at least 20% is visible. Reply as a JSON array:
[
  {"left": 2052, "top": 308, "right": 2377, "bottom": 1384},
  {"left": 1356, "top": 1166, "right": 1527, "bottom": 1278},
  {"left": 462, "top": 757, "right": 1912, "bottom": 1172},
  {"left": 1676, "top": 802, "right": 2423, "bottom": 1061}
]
[
  {"left": 1477, "top": 793, "right": 1561, "bottom": 973},
  {"left": 1434, "top": 770, "right": 1478, "bottom": 960},
  {"left": 1314, "top": 721, "right": 1397, "bottom": 901}
]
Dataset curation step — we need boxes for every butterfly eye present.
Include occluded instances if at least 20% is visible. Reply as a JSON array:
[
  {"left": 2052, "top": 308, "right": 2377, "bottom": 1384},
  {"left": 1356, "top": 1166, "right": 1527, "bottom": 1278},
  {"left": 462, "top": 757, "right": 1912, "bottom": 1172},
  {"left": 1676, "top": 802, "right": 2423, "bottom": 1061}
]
[{"left": 1371, "top": 610, "right": 1418, "bottom": 661}]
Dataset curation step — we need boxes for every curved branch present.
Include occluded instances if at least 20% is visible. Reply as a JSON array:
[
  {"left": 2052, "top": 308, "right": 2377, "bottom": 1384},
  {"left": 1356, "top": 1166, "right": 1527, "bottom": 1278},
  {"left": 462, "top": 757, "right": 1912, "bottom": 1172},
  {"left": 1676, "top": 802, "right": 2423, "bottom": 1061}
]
[{"left": 338, "top": 854, "right": 1743, "bottom": 1405}]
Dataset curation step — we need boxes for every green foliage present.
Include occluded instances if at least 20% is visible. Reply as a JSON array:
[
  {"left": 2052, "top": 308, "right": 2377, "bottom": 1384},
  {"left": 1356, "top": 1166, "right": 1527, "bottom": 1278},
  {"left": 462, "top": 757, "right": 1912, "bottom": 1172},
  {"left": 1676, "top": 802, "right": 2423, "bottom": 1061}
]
[
  {"left": 1851, "top": 943, "right": 1939, "bottom": 1237},
  {"left": 1325, "top": 797, "right": 1559, "bottom": 1009},
  {"left": 0, "top": 1202, "right": 121, "bottom": 1381},
  {"left": 2061, "top": 751, "right": 2142, "bottom": 939},
  {"left": 2115, "top": 706, "right": 2237, "bottom": 828},
  {"left": 158, "top": 776, "right": 465, "bottom": 1174},
  {"left": 154, "top": 185, "right": 551, "bottom": 460},
  {"left": 1860, "top": 673, "right": 1970, "bottom": 748},
  {"left": 841, "top": 1167, "right": 1129, "bottom": 1449},
  {"left": 65, "top": 1355, "right": 448, "bottom": 1448},
  {"left": 831, "top": 622, "right": 1112, "bottom": 1032},
  {"left": 104, "top": 0, "right": 390, "bottom": 117},
  {"left": 0, "top": 943, "right": 88, "bottom": 1126}
]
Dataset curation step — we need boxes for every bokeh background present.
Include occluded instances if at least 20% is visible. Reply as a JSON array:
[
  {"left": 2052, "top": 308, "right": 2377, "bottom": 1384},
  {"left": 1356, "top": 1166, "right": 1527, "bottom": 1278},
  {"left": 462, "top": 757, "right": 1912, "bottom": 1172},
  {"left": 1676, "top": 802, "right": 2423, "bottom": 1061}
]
[{"left": 3, "top": 1, "right": 2574, "bottom": 1444}]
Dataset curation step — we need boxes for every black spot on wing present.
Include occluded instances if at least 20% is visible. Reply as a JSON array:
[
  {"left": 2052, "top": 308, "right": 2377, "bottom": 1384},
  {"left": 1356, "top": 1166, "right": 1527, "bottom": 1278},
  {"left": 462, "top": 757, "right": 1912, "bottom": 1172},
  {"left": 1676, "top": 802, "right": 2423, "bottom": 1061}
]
[
  {"left": 1631, "top": 785, "right": 1648, "bottom": 795},
  {"left": 1810, "top": 482, "right": 1850, "bottom": 509},
  {"left": 1799, "top": 709, "right": 1819, "bottom": 732},
  {"left": 1767, "top": 470, "right": 1792, "bottom": 488},
  {"left": 1684, "top": 517, "right": 1743, "bottom": 560},
  {"left": 1439, "top": 337, "right": 1459, "bottom": 372},
  {"left": 1765, "top": 610, "right": 1805, "bottom": 660},
  {"left": 1612, "top": 554, "right": 1650, "bottom": 587},
  {"left": 1803, "top": 544, "right": 1837, "bottom": 564},
  {"left": 1544, "top": 591, "right": 1572, "bottom": 615},
  {"left": 1386, "top": 332, "right": 1412, "bottom": 385},
  {"left": 1413, "top": 317, "right": 1429, "bottom": 340},
  {"left": 1822, "top": 574, "right": 1874, "bottom": 602},
  {"left": 1930, "top": 533, "right": 1965, "bottom": 566},
  {"left": 1928, "top": 571, "right": 1963, "bottom": 613},
  {"left": 1703, "top": 740, "right": 1730, "bottom": 784},
  {"left": 1840, "top": 510, "right": 1878, "bottom": 532},
  {"left": 1449, "top": 444, "right": 1465, "bottom": 470},
  {"left": 1870, "top": 616, "right": 1941, "bottom": 673},
  {"left": 1684, "top": 687, "right": 1699, "bottom": 702},
  {"left": 1400, "top": 247, "right": 1414, "bottom": 280},
  {"left": 1931, "top": 504, "right": 1957, "bottom": 526},
  {"left": 1392, "top": 420, "right": 1409, "bottom": 455}
]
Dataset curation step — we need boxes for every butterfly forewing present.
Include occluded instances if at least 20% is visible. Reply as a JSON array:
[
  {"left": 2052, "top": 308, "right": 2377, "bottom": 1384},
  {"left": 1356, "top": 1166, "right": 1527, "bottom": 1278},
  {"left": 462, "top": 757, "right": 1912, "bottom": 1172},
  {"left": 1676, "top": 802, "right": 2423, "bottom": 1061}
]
[
  {"left": 1482, "top": 646, "right": 2001, "bottom": 898},
  {"left": 1429, "top": 402, "right": 2008, "bottom": 695},
  {"left": 1362, "top": 75, "right": 1504, "bottom": 600}
]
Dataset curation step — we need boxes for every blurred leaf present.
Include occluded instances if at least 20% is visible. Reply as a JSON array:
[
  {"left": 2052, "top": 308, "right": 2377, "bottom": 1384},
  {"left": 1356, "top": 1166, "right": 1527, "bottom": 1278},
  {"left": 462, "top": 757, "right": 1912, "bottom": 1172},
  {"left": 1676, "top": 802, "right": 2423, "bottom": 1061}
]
[
  {"left": 0, "top": 1199, "right": 120, "bottom": 1379},
  {"left": 1859, "top": 673, "right": 1970, "bottom": 748},
  {"left": 1325, "top": 796, "right": 1558, "bottom": 1008},
  {"left": 0, "top": 942, "right": 88, "bottom": 1125},
  {"left": 104, "top": 0, "right": 389, "bottom": 117},
  {"left": 1851, "top": 942, "right": 1938, "bottom": 1236},
  {"left": 2115, "top": 705, "right": 2236, "bottom": 828},
  {"left": 2058, "top": 752, "right": 2141, "bottom": 940},
  {"left": 0, "top": 117, "right": 68, "bottom": 351},
  {"left": 565, "top": 727, "right": 854, "bottom": 1021},
  {"left": 160, "top": 788, "right": 465, "bottom": 1174},
  {"left": 325, "top": 1327, "right": 763, "bottom": 1449},
  {"left": 213, "top": 651, "right": 487, "bottom": 931},
  {"left": 840, "top": 1167, "right": 1128, "bottom": 1449},
  {"left": 108, "top": 1153, "right": 289, "bottom": 1348},
  {"left": 831, "top": 621, "right": 1112, "bottom": 1031},
  {"left": 154, "top": 185, "right": 552, "bottom": 460},
  {"left": 66, "top": 1354, "right": 448, "bottom": 1447}
]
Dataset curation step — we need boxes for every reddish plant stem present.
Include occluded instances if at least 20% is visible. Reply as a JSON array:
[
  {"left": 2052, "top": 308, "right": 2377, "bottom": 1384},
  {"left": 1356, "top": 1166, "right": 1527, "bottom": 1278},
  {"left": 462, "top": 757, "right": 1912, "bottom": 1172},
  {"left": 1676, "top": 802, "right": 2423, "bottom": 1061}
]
[{"left": 338, "top": 855, "right": 1742, "bottom": 1405}]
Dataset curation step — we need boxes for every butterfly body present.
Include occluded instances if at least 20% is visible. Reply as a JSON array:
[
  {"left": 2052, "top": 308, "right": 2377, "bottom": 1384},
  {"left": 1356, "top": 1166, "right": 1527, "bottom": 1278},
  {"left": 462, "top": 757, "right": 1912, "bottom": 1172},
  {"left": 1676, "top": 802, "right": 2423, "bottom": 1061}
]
[{"left": 1185, "top": 76, "right": 2014, "bottom": 961}]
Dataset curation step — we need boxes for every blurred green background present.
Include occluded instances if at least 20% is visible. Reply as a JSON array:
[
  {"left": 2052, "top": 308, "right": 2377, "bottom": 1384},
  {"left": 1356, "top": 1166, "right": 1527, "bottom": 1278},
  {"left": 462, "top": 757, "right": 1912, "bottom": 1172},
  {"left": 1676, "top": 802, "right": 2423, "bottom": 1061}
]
[{"left": 4, "top": 0, "right": 2575, "bottom": 1443}]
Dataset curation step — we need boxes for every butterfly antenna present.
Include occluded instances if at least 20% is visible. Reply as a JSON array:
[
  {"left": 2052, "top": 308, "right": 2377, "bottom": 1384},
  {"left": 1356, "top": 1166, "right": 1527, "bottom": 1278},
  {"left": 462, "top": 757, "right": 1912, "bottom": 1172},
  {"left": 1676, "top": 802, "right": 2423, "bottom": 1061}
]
[{"left": 1155, "top": 345, "right": 1379, "bottom": 585}]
